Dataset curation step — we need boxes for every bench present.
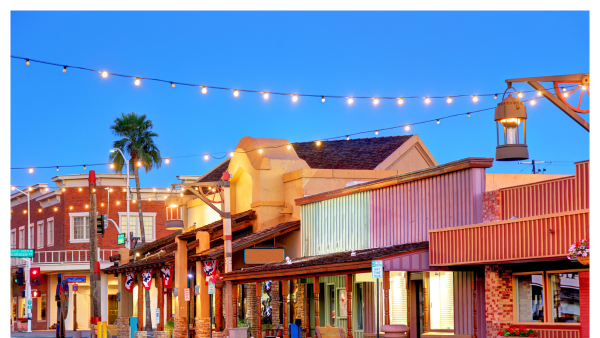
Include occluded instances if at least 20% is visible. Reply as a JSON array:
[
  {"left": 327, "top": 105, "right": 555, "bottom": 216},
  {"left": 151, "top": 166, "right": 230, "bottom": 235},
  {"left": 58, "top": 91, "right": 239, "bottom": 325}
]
[{"left": 315, "top": 324, "right": 346, "bottom": 338}]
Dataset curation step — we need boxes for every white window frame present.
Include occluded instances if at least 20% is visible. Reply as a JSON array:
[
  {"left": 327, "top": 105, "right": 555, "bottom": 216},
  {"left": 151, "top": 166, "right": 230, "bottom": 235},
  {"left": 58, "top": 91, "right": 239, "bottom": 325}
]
[
  {"left": 18, "top": 226, "right": 25, "bottom": 249},
  {"left": 46, "top": 217, "right": 54, "bottom": 247},
  {"left": 69, "top": 212, "right": 91, "bottom": 243},
  {"left": 36, "top": 221, "right": 44, "bottom": 249},
  {"left": 29, "top": 223, "right": 34, "bottom": 249},
  {"left": 11, "top": 229, "right": 17, "bottom": 248},
  {"left": 118, "top": 212, "right": 157, "bottom": 241}
]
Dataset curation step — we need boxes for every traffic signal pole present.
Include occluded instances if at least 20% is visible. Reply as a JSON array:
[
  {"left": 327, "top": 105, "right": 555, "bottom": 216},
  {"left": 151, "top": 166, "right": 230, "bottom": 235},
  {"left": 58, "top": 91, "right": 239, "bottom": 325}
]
[{"left": 26, "top": 189, "right": 32, "bottom": 333}]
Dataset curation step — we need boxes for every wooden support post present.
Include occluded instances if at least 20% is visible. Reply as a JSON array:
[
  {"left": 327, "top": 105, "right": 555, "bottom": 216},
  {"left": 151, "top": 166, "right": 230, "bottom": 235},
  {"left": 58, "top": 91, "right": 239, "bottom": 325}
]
[
  {"left": 305, "top": 292, "right": 309, "bottom": 338},
  {"left": 158, "top": 272, "right": 165, "bottom": 331},
  {"left": 423, "top": 272, "right": 428, "bottom": 334},
  {"left": 175, "top": 237, "right": 188, "bottom": 319},
  {"left": 167, "top": 287, "right": 173, "bottom": 321},
  {"left": 256, "top": 282, "right": 262, "bottom": 338},
  {"left": 406, "top": 272, "right": 410, "bottom": 338},
  {"left": 232, "top": 284, "right": 238, "bottom": 328},
  {"left": 89, "top": 171, "right": 100, "bottom": 323},
  {"left": 282, "top": 280, "right": 289, "bottom": 338},
  {"left": 383, "top": 271, "right": 390, "bottom": 326},
  {"left": 73, "top": 293, "right": 77, "bottom": 331},
  {"left": 216, "top": 283, "right": 224, "bottom": 331},
  {"left": 345, "top": 274, "right": 353, "bottom": 338},
  {"left": 313, "top": 277, "right": 320, "bottom": 338},
  {"left": 138, "top": 273, "right": 144, "bottom": 331}
]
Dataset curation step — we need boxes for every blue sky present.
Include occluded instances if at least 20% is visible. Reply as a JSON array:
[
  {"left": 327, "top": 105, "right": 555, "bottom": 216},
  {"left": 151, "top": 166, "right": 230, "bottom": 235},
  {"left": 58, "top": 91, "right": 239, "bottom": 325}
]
[{"left": 11, "top": 11, "right": 590, "bottom": 190}]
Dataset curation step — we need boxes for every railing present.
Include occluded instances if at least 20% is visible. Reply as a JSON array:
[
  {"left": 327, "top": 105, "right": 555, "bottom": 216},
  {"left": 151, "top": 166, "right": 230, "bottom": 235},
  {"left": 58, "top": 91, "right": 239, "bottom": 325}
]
[{"left": 13, "top": 249, "right": 120, "bottom": 265}]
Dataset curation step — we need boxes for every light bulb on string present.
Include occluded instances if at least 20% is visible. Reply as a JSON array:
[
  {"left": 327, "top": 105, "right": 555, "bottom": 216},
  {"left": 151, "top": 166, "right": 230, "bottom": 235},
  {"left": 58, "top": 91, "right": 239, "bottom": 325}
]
[
  {"left": 171, "top": 83, "right": 175, "bottom": 88},
  {"left": 229, "top": 152, "right": 234, "bottom": 157},
  {"left": 287, "top": 145, "right": 291, "bottom": 150},
  {"left": 404, "top": 125, "right": 410, "bottom": 131},
  {"left": 292, "top": 95, "right": 298, "bottom": 102},
  {"left": 447, "top": 97, "right": 453, "bottom": 103},
  {"left": 63, "top": 66, "right": 67, "bottom": 73},
  {"left": 137, "top": 161, "right": 142, "bottom": 167},
  {"left": 316, "top": 140, "right": 321, "bottom": 146},
  {"left": 537, "top": 91, "right": 542, "bottom": 96},
  {"left": 530, "top": 100, "right": 536, "bottom": 106},
  {"left": 83, "top": 165, "right": 86, "bottom": 170},
  {"left": 263, "top": 92, "right": 269, "bottom": 100},
  {"left": 582, "top": 85, "right": 587, "bottom": 90},
  {"left": 29, "top": 168, "right": 33, "bottom": 174},
  {"left": 375, "top": 130, "right": 379, "bottom": 135},
  {"left": 134, "top": 78, "right": 141, "bottom": 86},
  {"left": 233, "top": 90, "right": 239, "bottom": 97},
  {"left": 517, "top": 92, "right": 523, "bottom": 98},
  {"left": 437, "top": 120, "right": 440, "bottom": 124},
  {"left": 494, "top": 94, "right": 498, "bottom": 99},
  {"left": 563, "top": 92, "right": 569, "bottom": 98},
  {"left": 347, "top": 97, "right": 354, "bottom": 105},
  {"left": 472, "top": 96, "right": 479, "bottom": 102},
  {"left": 165, "top": 158, "right": 170, "bottom": 164},
  {"left": 562, "top": 87, "right": 567, "bottom": 92},
  {"left": 467, "top": 113, "right": 471, "bottom": 118},
  {"left": 201, "top": 86, "right": 208, "bottom": 94},
  {"left": 101, "top": 71, "right": 108, "bottom": 78},
  {"left": 321, "top": 96, "right": 325, "bottom": 102},
  {"left": 346, "top": 136, "right": 350, "bottom": 141},
  {"left": 373, "top": 98, "right": 379, "bottom": 105},
  {"left": 26, "top": 59, "right": 30, "bottom": 66},
  {"left": 56, "top": 167, "right": 59, "bottom": 172},
  {"left": 398, "top": 98, "right": 404, "bottom": 105},
  {"left": 425, "top": 97, "right": 430, "bottom": 104},
  {"left": 258, "top": 149, "right": 263, "bottom": 154},
  {"left": 109, "top": 163, "right": 115, "bottom": 169},
  {"left": 204, "top": 154, "right": 209, "bottom": 160}
]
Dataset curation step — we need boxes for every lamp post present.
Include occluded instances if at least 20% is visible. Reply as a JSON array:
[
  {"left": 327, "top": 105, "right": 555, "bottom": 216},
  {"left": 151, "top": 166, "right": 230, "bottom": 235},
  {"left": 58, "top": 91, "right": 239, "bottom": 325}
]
[
  {"left": 187, "top": 273, "right": 193, "bottom": 338},
  {"left": 12, "top": 186, "right": 32, "bottom": 333},
  {"left": 110, "top": 148, "right": 131, "bottom": 249}
]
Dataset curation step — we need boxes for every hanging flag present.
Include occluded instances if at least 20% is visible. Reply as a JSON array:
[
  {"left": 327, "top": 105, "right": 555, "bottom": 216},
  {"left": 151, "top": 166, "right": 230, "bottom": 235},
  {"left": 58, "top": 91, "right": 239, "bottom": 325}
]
[
  {"left": 125, "top": 272, "right": 135, "bottom": 293},
  {"left": 161, "top": 266, "right": 173, "bottom": 288},
  {"left": 142, "top": 269, "right": 153, "bottom": 290},
  {"left": 202, "top": 260, "right": 217, "bottom": 282}
]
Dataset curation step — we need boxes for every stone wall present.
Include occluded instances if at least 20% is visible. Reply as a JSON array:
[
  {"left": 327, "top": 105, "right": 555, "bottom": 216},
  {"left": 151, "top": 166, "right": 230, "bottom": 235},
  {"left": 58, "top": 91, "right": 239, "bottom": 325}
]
[
  {"left": 271, "top": 281, "right": 281, "bottom": 326},
  {"left": 294, "top": 283, "right": 305, "bottom": 324},
  {"left": 117, "top": 317, "right": 130, "bottom": 338},
  {"left": 195, "top": 317, "right": 211, "bottom": 338},
  {"left": 484, "top": 265, "right": 513, "bottom": 338},
  {"left": 173, "top": 317, "right": 187, "bottom": 338},
  {"left": 482, "top": 190, "right": 502, "bottom": 223},
  {"left": 245, "top": 283, "right": 257, "bottom": 337}
]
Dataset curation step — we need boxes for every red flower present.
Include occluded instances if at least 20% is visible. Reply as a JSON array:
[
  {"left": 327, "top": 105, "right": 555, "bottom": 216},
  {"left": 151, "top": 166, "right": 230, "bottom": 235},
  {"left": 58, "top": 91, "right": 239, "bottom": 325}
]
[
  {"left": 507, "top": 328, "right": 514, "bottom": 333},
  {"left": 518, "top": 326, "right": 526, "bottom": 331},
  {"left": 515, "top": 330, "right": 520, "bottom": 335},
  {"left": 529, "top": 334, "right": 535, "bottom": 337},
  {"left": 497, "top": 331, "right": 504, "bottom": 335}
]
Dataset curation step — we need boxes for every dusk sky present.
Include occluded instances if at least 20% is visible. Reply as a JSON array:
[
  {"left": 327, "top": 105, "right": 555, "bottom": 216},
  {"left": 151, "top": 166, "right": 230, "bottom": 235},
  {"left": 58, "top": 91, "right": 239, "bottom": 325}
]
[{"left": 11, "top": 11, "right": 590, "bottom": 190}]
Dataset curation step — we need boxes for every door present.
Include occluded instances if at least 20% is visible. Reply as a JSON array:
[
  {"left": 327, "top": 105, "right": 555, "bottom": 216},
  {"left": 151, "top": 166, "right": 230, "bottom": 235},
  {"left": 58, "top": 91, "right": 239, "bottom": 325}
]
[
  {"left": 411, "top": 281, "right": 425, "bottom": 338},
  {"left": 108, "top": 295, "right": 118, "bottom": 324}
]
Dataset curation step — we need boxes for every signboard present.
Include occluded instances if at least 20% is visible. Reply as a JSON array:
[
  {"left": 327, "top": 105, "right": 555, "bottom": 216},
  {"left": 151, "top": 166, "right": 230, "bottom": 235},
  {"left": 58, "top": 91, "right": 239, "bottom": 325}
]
[
  {"left": 64, "top": 276, "right": 86, "bottom": 283},
  {"left": 11, "top": 249, "right": 34, "bottom": 258},
  {"left": 117, "top": 234, "right": 126, "bottom": 245},
  {"left": 72, "top": 284, "right": 78, "bottom": 291},
  {"left": 184, "top": 288, "right": 190, "bottom": 301},
  {"left": 208, "top": 282, "right": 215, "bottom": 295},
  {"left": 156, "top": 308, "right": 160, "bottom": 323},
  {"left": 244, "top": 248, "right": 285, "bottom": 264},
  {"left": 27, "top": 299, "right": 32, "bottom": 306},
  {"left": 372, "top": 260, "right": 383, "bottom": 279}
]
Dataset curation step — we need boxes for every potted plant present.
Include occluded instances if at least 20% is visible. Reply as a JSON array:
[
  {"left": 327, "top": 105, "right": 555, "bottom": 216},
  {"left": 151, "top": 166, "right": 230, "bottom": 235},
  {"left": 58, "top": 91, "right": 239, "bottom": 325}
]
[
  {"left": 165, "top": 319, "right": 175, "bottom": 338},
  {"left": 497, "top": 326, "right": 539, "bottom": 337},
  {"left": 229, "top": 319, "right": 250, "bottom": 338},
  {"left": 568, "top": 239, "right": 590, "bottom": 265}
]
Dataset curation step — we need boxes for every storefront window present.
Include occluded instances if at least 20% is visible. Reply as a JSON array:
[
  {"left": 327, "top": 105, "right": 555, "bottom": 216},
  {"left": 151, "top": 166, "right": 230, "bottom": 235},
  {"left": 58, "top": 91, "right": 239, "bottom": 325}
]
[
  {"left": 389, "top": 272, "right": 408, "bottom": 325},
  {"left": 516, "top": 274, "right": 544, "bottom": 322},
  {"left": 550, "top": 273, "right": 580, "bottom": 323},
  {"left": 356, "top": 284, "right": 364, "bottom": 330},
  {"left": 429, "top": 271, "right": 454, "bottom": 330},
  {"left": 329, "top": 285, "right": 335, "bottom": 325},
  {"left": 338, "top": 289, "right": 348, "bottom": 317},
  {"left": 39, "top": 295, "right": 46, "bottom": 321}
]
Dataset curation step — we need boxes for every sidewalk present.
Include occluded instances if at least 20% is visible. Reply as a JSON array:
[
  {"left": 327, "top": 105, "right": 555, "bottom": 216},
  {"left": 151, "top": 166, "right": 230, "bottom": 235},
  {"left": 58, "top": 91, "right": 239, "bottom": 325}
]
[{"left": 11, "top": 330, "right": 158, "bottom": 338}]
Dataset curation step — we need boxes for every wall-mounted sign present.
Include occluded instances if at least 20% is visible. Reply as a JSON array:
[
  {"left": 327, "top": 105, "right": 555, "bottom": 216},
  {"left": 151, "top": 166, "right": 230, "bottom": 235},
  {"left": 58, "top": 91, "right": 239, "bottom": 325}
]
[
  {"left": 72, "top": 284, "right": 78, "bottom": 291},
  {"left": 208, "top": 282, "right": 215, "bottom": 295},
  {"left": 117, "top": 234, "right": 125, "bottom": 245},
  {"left": 244, "top": 248, "right": 285, "bottom": 264},
  {"left": 371, "top": 260, "right": 383, "bottom": 279},
  {"left": 64, "top": 276, "right": 86, "bottom": 283},
  {"left": 184, "top": 288, "right": 190, "bottom": 301},
  {"left": 11, "top": 249, "right": 34, "bottom": 258}
]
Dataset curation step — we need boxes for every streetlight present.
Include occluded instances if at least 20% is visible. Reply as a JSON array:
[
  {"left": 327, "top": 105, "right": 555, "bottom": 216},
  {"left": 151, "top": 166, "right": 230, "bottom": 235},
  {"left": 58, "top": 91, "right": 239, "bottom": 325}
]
[
  {"left": 494, "top": 90, "right": 529, "bottom": 161},
  {"left": 110, "top": 148, "right": 131, "bottom": 248},
  {"left": 11, "top": 186, "right": 32, "bottom": 333}
]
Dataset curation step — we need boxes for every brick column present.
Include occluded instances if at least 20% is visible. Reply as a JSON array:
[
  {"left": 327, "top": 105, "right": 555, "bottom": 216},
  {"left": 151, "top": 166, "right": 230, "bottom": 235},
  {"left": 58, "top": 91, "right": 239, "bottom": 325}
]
[
  {"left": 174, "top": 317, "right": 187, "bottom": 338},
  {"left": 195, "top": 317, "right": 210, "bottom": 338},
  {"left": 117, "top": 317, "right": 130, "bottom": 338},
  {"left": 271, "top": 281, "right": 281, "bottom": 327},
  {"left": 580, "top": 271, "right": 589, "bottom": 338},
  {"left": 383, "top": 271, "right": 390, "bottom": 325},
  {"left": 256, "top": 282, "right": 262, "bottom": 338},
  {"left": 245, "top": 283, "right": 257, "bottom": 337},
  {"left": 345, "top": 275, "right": 353, "bottom": 338},
  {"left": 484, "top": 265, "right": 513, "bottom": 338},
  {"left": 294, "top": 283, "right": 305, "bottom": 323}
]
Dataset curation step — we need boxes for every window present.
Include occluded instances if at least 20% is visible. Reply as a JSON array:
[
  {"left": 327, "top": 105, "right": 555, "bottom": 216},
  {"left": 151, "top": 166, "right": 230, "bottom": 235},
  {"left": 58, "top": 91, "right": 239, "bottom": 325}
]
[
  {"left": 19, "top": 227, "right": 25, "bottom": 248},
  {"left": 38, "top": 295, "right": 46, "bottom": 321},
  {"left": 338, "top": 289, "right": 348, "bottom": 317},
  {"left": 37, "top": 222, "right": 44, "bottom": 248},
  {"left": 47, "top": 219, "right": 54, "bottom": 246},
  {"left": 73, "top": 216, "right": 90, "bottom": 240},
  {"left": 120, "top": 214, "right": 156, "bottom": 240},
  {"left": 356, "top": 283, "right": 364, "bottom": 330},
  {"left": 429, "top": 271, "right": 454, "bottom": 330},
  {"left": 29, "top": 224, "right": 34, "bottom": 248},
  {"left": 329, "top": 285, "right": 335, "bottom": 325},
  {"left": 550, "top": 273, "right": 580, "bottom": 323},
  {"left": 389, "top": 272, "right": 408, "bottom": 325},
  {"left": 516, "top": 274, "right": 544, "bottom": 322},
  {"left": 11, "top": 229, "right": 16, "bottom": 248}
]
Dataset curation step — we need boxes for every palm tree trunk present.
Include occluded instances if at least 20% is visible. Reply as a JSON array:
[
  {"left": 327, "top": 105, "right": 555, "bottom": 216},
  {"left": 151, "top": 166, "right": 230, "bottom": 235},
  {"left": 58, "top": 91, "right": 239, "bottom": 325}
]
[
  {"left": 134, "top": 164, "right": 147, "bottom": 245},
  {"left": 145, "top": 288, "right": 153, "bottom": 331}
]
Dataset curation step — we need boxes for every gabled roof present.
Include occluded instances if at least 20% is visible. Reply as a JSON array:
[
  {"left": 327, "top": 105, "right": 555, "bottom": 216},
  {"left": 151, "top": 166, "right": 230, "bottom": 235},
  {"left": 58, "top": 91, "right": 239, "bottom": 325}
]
[
  {"left": 198, "top": 159, "right": 231, "bottom": 182},
  {"left": 292, "top": 135, "right": 413, "bottom": 170}
]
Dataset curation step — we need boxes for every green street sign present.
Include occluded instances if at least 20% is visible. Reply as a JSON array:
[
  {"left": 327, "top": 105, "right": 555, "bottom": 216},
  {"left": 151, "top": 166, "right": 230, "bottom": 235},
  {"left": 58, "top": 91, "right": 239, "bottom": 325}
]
[
  {"left": 117, "top": 234, "right": 125, "bottom": 245},
  {"left": 11, "top": 249, "right": 34, "bottom": 258}
]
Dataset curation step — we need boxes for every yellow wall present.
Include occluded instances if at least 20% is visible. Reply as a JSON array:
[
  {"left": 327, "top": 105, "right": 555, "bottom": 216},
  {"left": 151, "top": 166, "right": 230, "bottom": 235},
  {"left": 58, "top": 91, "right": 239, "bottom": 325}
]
[
  {"left": 187, "top": 199, "right": 222, "bottom": 229},
  {"left": 485, "top": 173, "right": 570, "bottom": 191}
]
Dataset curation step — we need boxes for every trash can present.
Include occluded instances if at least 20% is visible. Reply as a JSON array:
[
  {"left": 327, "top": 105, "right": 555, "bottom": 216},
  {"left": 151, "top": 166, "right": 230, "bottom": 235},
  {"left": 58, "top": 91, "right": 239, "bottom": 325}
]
[{"left": 288, "top": 324, "right": 301, "bottom": 338}]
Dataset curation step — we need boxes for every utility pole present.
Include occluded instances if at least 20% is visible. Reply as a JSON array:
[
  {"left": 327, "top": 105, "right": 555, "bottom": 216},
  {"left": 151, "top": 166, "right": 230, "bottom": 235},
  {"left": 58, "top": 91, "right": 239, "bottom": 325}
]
[
  {"left": 518, "top": 160, "right": 552, "bottom": 174},
  {"left": 89, "top": 171, "right": 101, "bottom": 325}
]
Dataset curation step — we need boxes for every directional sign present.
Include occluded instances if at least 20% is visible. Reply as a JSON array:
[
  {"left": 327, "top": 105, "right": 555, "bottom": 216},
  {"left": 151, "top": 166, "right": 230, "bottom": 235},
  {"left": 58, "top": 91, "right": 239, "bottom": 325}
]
[
  {"left": 11, "top": 249, "right": 34, "bottom": 258},
  {"left": 156, "top": 308, "right": 160, "bottom": 323},
  {"left": 208, "top": 282, "right": 215, "bottom": 295},
  {"left": 64, "top": 276, "right": 86, "bottom": 283},
  {"left": 117, "top": 234, "right": 126, "bottom": 245},
  {"left": 184, "top": 288, "right": 190, "bottom": 301},
  {"left": 372, "top": 260, "right": 383, "bottom": 279},
  {"left": 27, "top": 299, "right": 32, "bottom": 306}
]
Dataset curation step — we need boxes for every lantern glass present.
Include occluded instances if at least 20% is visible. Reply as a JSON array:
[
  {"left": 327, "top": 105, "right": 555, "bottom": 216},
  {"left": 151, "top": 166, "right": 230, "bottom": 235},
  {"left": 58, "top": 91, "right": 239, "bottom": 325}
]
[{"left": 500, "top": 118, "right": 522, "bottom": 145}]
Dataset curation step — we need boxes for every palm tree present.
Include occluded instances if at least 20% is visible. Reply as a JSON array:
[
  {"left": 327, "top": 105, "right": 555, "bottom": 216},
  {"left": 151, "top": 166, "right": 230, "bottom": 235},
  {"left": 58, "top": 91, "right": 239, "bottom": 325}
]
[{"left": 109, "top": 112, "right": 161, "bottom": 331}]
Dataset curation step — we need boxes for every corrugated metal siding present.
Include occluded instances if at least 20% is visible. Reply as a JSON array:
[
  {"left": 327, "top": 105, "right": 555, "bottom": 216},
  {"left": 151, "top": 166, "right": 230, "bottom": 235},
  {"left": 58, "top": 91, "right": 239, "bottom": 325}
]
[
  {"left": 453, "top": 271, "right": 474, "bottom": 335},
  {"left": 430, "top": 210, "right": 589, "bottom": 265},
  {"left": 370, "top": 168, "right": 485, "bottom": 247},
  {"left": 533, "top": 327, "right": 580, "bottom": 338},
  {"left": 363, "top": 282, "right": 376, "bottom": 334},
  {"left": 500, "top": 161, "right": 589, "bottom": 220},
  {"left": 475, "top": 270, "right": 486, "bottom": 338},
  {"left": 301, "top": 192, "right": 370, "bottom": 256}
]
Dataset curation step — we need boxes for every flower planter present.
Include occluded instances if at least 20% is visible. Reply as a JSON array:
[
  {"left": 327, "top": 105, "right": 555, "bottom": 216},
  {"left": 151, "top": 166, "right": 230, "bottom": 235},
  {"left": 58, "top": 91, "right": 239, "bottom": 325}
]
[{"left": 578, "top": 256, "right": 590, "bottom": 265}]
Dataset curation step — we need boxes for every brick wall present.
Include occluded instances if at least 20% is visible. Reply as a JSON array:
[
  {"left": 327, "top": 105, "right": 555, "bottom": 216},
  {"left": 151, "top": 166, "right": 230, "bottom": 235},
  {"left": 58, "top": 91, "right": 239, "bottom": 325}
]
[
  {"left": 484, "top": 264, "right": 513, "bottom": 338},
  {"left": 482, "top": 190, "right": 501, "bottom": 223},
  {"left": 11, "top": 273, "right": 49, "bottom": 330},
  {"left": 294, "top": 283, "right": 305, "bottom": 323},
  {"left": 245, "top": 283, "right": 257, "bottom": 337},
  {"left": 580, "top": 271, "right": 589, "bottom": 338},
  {"left": 271, "top": 281, "right": 280, "bottom": 326}
]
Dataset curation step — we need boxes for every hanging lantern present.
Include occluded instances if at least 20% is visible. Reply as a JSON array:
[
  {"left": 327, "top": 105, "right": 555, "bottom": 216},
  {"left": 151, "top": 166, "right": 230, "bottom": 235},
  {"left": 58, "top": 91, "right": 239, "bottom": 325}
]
[
  {"left": 495, "top": 91, "right": 529, "bottom": 161},
  {"left": 165, "top": 195, "right": 184, "bottom": 230}
]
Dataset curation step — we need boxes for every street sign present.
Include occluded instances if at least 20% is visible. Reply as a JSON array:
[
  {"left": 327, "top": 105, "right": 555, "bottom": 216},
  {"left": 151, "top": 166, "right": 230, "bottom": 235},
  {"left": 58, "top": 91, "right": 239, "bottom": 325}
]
[
  {"left": 11, "top": 249, "right": 34, "bottom": 258},
  {"left": 156, "top": 308, "right": 160, "bottom": 323},
  {"left": 27, "top": 299, "right": 32, "bottom": 306},
  {"left": 72, "top": 284, "right": 78, "bottom": 291},
  {"left": 208, "top": 281, "right": 215, "bottom": 295},
  {"left": 184, "top": 288, "right": 190, "bottom": 301},
  {"left": 117, "top": 234, "right": 126, "bottom": 245},
  {"left": 64, "top": 276, "right": 86, "bottom": 283},
  {"left": 372, "top": 260, "right": 383, "bottom": 279}
]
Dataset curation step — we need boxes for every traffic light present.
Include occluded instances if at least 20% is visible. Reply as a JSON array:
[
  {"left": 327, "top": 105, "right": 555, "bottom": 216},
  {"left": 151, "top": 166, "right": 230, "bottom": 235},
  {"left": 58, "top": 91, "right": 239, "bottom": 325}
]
[
  {"left": 31, "top": 290, "right": 40, "bottom": 298},
  {"left": 21, "top": 290, "right": 26, "bottom": 298},
  {"left": 96, "top": 212, "right": 104, "bottom": 236},
  {"left": 15, "top": 268, "right": 24, "bottom": 286},
  {"left": 30, "top": 267, "right": 41, "bottom": 286}
]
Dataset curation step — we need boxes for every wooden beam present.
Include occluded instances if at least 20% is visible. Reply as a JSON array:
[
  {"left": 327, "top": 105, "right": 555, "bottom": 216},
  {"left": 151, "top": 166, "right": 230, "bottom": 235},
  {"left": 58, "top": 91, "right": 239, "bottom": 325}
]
[
  {"left": 506, "top": 73, "right": 588, "bottom": 83},
  {"left": 313, "top": 277, "right": 320, "bottom": 335},
  {"left": 210, "top": 220, "right": 253, "bottom": 241},
  {"left": 383, "top": 270, "right": 390, "bottom": 326},
  {"left": 223, "top": 261, "right": 371, "bottom": 281},
  {"left": 184, "top": 186, "right": 226, "bottom": 217},
  {"left": 138, "top": 273, "right": 144, "bottom": 330},
  {"left": 525, "top": 81, "right": 589, "bottom": 131}
]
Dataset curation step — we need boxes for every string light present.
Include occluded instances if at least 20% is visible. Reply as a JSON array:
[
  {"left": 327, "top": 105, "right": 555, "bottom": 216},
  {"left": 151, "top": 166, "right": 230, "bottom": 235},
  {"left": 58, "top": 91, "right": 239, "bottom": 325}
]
[
  {"left": 398, "top": 98, "right": 404, "bottom": 105},
  {"left": 26, "top": 59, "right": 30, "bottom": 66},
  {"left": 233, "top": 90, "right": 239, "bottom": 97},
  {"left": 137, "top": 161, "right": 142, "bottom": 167},
  {"left": 292, "top": 95, "right": 298, "bottom": 102},
  {"left": 447, "top": 97, "right": 452, "bottom": 103},
  {"left": 562, "top": 87, "right": 567, "bottom": 92},
  {"left": 472, "top": 96, "right": 479, "bottom": 102},
  {"left": 468, "top": 113, "right": 471, "bottom": 117},
  {"left": 229, "top": 152, "right": 234, "bottom": 157},
  {"left": 287, "top": 145, "right": 292, "bottom": 150},
  {"left": 28, "top": 187, "right": 33, "bottom": 191},
  {"left": 347, "top": 97, "right": 354, "bottom": 105},
  {"left": 110, "top": 163, "right": 115, "bottom": 169},
  {"left": 437, "top": 120, "right": 440, "bottom": 124},
  {"left": 375, "top": 130, "right": 379, "bottom": 135},
  {"left": 321, "top": 96, "right": 325, "bottom": 102},
  {"left": 29, "top": 168, "right": 33, "bottom": 173},
  {"left": 204, "top": 154, "right": 209, "bottom": 160},
  {"left": 56, "top": 167, "right": 59, "bottom": 171},
  {"left": 582, "top": 85, "right": 587, "bottom": 90},
  {"left": 62, "top": 188, "right": 66, "bottom": 192},
  {"left": 563, "top": 92, "right": 569, "bottom": 98},
  {"left": 258, "top": 149, "right": 263, "bottom": 154},
  {"left": 517, "top": 92, "right": 523, "bottom": 98},
  {"left": 530, "top": 100, "right": 536, "bottom": 106},
  {"left": 346, "top": 136, "right": 350, "bottom": 141},
  {"left": 425, "top": 98, "right": 430, "bottom": 104},
  {"left": 101, "top": 71, "right": 108, "bottom": 78},
  {"left": 134, "top": 78, "right": 141, "bottom": 86},
  {"left": 83, "top": 165, "right": 86, "bottom": 170},
  {"left": 316, "top": 141, "right": 321, "bottom": 146},
  {"left": 171, "top": 82, "right": 175, "bottom": 88},
  {"left": 537, "top": 90, "right": 542, "bottom": 96},
  {"left": 63, "top": 66, "right": 67, "bottom": 73},
  {"left": 373, "top": 98, "right": 379, "bottom": 105},
  {"left": 263, "top": 92, "right": 269, "bottom": 100},
  {"left": 201, "top": 86, "right": 208, "bottom": 94},
  {"left": 494, "top": 94, "right": 498, "bottom": 99},
  {"left": 404, "top": 125, "right": 410, "bottom": 131},
  {"left": 165, "top": 158, "right": 170, "bottom": 164}
]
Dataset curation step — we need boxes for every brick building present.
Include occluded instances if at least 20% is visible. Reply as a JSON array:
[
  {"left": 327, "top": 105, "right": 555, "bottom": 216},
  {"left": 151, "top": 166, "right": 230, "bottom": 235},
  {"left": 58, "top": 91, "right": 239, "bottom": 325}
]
[{"left": 10, "top": 173, "right": 177, "bottom": 331}]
